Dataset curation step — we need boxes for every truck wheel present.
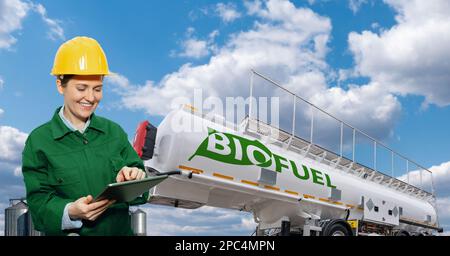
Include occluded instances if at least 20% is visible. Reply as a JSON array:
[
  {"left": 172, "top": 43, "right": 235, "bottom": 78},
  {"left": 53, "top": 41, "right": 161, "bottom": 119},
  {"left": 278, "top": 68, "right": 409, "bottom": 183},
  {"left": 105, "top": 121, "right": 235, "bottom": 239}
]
[
  {"left": 322, "top": 221, "right": 351, "bottom": 236},
  {"left": 395, "top": 230, "right": 409, "bottom": 236}
]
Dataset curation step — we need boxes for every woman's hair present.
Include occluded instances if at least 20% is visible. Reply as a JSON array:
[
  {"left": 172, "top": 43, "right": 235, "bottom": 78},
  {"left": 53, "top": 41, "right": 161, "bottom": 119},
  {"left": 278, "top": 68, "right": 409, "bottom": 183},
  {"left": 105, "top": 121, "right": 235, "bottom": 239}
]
[
  {"left": 57, "top": 75, "right": 104, "bottom": 87},
  {"left": 57, "top": 75, "right": 74, "bottom": 87}
]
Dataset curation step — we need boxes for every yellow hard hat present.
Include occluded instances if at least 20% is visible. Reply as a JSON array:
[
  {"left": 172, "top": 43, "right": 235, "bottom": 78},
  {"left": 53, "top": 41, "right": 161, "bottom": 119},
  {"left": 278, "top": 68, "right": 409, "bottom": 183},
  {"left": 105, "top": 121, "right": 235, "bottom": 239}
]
[{"left": 51, "top": 36, "right": 110, "bottom": 76}]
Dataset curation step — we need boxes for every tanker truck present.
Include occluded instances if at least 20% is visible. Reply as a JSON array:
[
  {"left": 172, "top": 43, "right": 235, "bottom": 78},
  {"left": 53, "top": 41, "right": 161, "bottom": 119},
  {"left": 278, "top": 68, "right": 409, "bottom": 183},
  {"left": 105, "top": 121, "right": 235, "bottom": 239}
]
[{"left": 132, "top": 71, "right": 442, "bottom": 236}]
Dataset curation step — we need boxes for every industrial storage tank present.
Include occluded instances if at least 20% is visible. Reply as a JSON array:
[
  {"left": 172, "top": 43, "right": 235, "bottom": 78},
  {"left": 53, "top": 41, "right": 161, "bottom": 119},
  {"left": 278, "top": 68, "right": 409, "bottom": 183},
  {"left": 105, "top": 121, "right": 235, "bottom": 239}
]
[
  {"left": 27, "top": 212, "right": 43, "bottom": 236},
  {"left": 5, "top": 199, "right": 43, "bottom": 236},
  {"left": 131, "top": 208, "right": 147, "bottom": 236},
  {"left": 5, "top": 199, "right": 28, "bottom": 236}
]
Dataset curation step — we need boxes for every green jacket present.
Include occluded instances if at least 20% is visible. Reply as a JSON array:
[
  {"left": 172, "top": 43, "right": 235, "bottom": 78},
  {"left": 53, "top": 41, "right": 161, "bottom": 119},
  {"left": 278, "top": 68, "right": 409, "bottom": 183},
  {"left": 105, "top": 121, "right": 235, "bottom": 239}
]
[{"left": 22, "top": 107, "right": 148, "bottom": 236}]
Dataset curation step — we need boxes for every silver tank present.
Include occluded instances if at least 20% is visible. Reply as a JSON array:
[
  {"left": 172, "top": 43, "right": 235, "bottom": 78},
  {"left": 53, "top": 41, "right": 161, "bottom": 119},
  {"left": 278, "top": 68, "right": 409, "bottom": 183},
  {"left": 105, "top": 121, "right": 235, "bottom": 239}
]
[
  {"left": 130, "top": 208, "right": 147, "bottom": 236},
  {"left": 27, "top": 212, "right": 43, "bottom": 236},
  {"left": 5, "top": 199, "right": 43, "bottom": 236},
  {"left": 5, "top": 199, "right": 28, "bottom": 236}
]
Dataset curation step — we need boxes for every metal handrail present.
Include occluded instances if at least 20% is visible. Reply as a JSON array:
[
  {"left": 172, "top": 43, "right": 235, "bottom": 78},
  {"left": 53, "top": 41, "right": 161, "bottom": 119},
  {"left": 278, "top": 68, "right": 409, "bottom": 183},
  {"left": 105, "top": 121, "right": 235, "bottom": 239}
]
[
  {"left": 249, "top": 69, "right": 435, "bottom": 197},
  {"left": 243, "top": 116, "right": 434, "bottom": 199}
]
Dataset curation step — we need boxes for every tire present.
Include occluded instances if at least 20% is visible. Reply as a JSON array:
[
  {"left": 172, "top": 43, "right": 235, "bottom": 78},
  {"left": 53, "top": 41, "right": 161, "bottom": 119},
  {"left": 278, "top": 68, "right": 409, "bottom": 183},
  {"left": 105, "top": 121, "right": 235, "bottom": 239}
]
[
  {"left": 322, "top": 221, "right": 351, "bottom": 236},
  {"left": 395, "top": 230, "right": 409, "bottom": 236}
]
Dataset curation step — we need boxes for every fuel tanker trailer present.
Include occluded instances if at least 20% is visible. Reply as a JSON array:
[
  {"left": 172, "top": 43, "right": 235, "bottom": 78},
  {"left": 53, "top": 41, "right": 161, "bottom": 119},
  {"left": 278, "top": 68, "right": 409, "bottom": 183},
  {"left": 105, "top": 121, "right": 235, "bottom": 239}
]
[{"left": 133, "top": 74, "right": 442, "bottom": 236}]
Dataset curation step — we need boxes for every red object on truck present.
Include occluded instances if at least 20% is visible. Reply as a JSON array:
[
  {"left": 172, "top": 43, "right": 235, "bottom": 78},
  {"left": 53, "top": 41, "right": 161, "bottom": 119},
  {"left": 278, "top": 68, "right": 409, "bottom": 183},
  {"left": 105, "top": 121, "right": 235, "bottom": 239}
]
[{"left": 133, "top": 120, "right": 157, "bottom": 160}]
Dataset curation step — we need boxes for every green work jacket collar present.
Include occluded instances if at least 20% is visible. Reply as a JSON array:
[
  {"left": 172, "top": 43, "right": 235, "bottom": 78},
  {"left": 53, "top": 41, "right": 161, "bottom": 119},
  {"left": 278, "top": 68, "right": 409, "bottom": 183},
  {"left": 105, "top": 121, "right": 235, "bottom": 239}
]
[{"left": 51, "top": 106, "right": 106, "bottom": 140}]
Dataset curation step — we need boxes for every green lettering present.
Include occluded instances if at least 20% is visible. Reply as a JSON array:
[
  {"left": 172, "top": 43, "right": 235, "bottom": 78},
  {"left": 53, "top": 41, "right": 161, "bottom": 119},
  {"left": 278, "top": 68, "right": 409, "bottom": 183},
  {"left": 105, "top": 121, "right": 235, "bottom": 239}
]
[
  {"left": 292, "top": 162, "right": 309, "bottom": 180},
  {"left": 247, "top": 145, "right": 271, "bottom": 166},
  {"left": 189, "top": 128, "right": 337, "bottom": 189},
  {"left": 232, "top": 138, "right": 243, "bottom": 161},
  {"left": 207, "top": 133, "right": 231, "bottom": 155},
  {"left": 311, "top": 168, "right": 324, "bottom": 185},
  {"left": 273, "top": 154, "right": 289, "bottom": 173},
  {"left": 325, "top": 173, "right": 336, "bottom": 188}
]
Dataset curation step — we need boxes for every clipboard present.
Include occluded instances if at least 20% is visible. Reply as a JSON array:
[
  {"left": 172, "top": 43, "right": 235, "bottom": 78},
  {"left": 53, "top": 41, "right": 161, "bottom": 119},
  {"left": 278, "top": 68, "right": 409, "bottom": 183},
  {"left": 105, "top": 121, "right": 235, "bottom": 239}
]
[{"left": 94, "top": 175, "right": 168, "bottom": 203}]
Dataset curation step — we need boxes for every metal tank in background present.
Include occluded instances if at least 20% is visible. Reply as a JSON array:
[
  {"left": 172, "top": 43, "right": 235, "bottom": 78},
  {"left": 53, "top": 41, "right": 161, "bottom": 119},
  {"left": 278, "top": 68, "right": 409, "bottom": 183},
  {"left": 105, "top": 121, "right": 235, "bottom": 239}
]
[
  {"left": 130, "top": 208, "right": 147, "bottom": 236},
  {"left": 27, "top": 210, "right": 43, "bottom": 236},
  {"left": 5, "top": 199, "right": 28, "bottom": 236},
  {"left": 5, "top": 198, "right": 43, "bottom": 236}
]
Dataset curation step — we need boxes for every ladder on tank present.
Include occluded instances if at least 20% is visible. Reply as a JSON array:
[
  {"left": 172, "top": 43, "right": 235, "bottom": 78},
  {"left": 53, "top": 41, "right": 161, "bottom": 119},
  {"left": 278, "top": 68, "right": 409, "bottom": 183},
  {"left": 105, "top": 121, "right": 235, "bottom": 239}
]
[{"left": 243, "top": 70, "right": 436, "bottom": 204}]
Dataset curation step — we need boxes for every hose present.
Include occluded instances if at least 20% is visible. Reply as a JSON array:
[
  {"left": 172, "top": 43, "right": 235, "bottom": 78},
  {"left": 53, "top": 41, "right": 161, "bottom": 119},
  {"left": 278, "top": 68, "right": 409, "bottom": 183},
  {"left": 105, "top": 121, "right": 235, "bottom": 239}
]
[{"left": 153, "top": 169, "right": 193, "bottom": 179}]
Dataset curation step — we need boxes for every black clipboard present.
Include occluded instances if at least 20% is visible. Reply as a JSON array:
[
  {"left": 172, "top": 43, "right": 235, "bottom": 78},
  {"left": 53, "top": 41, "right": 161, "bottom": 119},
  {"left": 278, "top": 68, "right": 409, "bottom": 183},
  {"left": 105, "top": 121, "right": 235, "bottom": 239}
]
[{"left": 94, "top": 175, "right": 168, "bottom": 203}]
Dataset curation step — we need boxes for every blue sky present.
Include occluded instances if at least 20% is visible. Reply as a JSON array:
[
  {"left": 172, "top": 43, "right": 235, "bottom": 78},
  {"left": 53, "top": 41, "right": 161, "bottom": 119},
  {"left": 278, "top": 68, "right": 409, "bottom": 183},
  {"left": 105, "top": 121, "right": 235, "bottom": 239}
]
[{"left": 1, "top": 0, "right": 450, "bottom": 235}]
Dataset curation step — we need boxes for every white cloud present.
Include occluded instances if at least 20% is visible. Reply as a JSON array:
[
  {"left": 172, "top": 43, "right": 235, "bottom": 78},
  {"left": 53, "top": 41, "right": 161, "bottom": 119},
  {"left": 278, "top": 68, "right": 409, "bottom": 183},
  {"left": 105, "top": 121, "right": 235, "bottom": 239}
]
[
  {"left": 31, "top": 3, "right": 65, "bottom": 41},
  {"left": 371, "top": 22, "right": 380, "bottom": 29},
  {"left": 0, "top": 76, "right": 4, "bottom": 118},
  {"left": 108, "top": 0, "right": 400, "bottom": 144},
  {"left": 305, "top": 0, "right": 333, "bottom": 5},
  {"left": 0, "top": 126, "right": 27, "bottom": 162},
  {"left": 208, "top": 30, "right": 220, "bottom": 41},
  {"left": 0, "top": 0, "right": 29, "bottom": 49},
  {"left": 437, "top": 197, "right": 450, "bottom": 219},
  {"left": 0, "top": 126, "right": 28, "bottom": 177},
  {"left": 106, "top": 72, "right": 131, "bottom": 89},
  {"left": 439, "top": 231, "right": 450, "bottom": 236},
  {"left": 0, "top": 75, "right": 3, "bottom": 118},
  {"left": 436, "top": 196, "right": 450, "bottom": 234},
  {"left": 309, "top": 82, "right": 401, "bottom": 141},
  {"left": 190, "top": 3, "right": 242, "bottom": 23},
  {"left": 137, "top": 205, "right": 256, "bottom": 236},
  {"left": 244, "top": 0, "right": 263, "bottom": 15},
  {"left": 0, "top": 0, "right": 64, "bottom": 50},
  {"left": 0, "top": 209, "right": 4, "bottom": 236},
  {"left": 348, "top": 0, "right": 450, "bottom": 107},
  {"left": 397, "top": 160, "right": 450, "bottom": 200},
  {"left": 110, "top": 0, "right": 332, "bottom": 114},
  {"left": 430, "top": 161, "right": 450, "bottom": 181},
  {"left": 175, "top": 27, "right": 219, "bottom": 59},
  {"left": 215, "top": 2, "right": 242, "bottom": 23},
  {"left": 348, "top": 0, "right": 368, "bottom": 14},
  {"left": 180, "top": 39, "right": 209, "bottom": 59}
]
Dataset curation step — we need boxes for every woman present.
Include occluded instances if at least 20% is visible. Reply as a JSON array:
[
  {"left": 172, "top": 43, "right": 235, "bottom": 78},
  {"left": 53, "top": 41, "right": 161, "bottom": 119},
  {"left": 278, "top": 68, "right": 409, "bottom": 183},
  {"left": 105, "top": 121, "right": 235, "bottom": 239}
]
[{"left": 22, "top": 36, "right": 147, "bottom": 236}]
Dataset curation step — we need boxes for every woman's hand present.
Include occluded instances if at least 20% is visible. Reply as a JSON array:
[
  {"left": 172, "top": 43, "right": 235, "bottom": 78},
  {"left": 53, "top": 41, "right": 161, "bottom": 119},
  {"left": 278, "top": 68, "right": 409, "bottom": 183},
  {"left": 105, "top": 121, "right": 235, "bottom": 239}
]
[
  {"left": 68, "top": 195, "right": 115, "bottom": 221},
  {"left": 116, "top": 166, "right": 146, "bottom": 182}
]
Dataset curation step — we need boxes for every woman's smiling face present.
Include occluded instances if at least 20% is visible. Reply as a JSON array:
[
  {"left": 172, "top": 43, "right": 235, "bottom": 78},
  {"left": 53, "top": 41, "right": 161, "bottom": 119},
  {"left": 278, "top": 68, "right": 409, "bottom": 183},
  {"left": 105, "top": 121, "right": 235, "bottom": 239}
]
[{"left": 57, "top": 75, "right": 103, "bottom": 125}]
